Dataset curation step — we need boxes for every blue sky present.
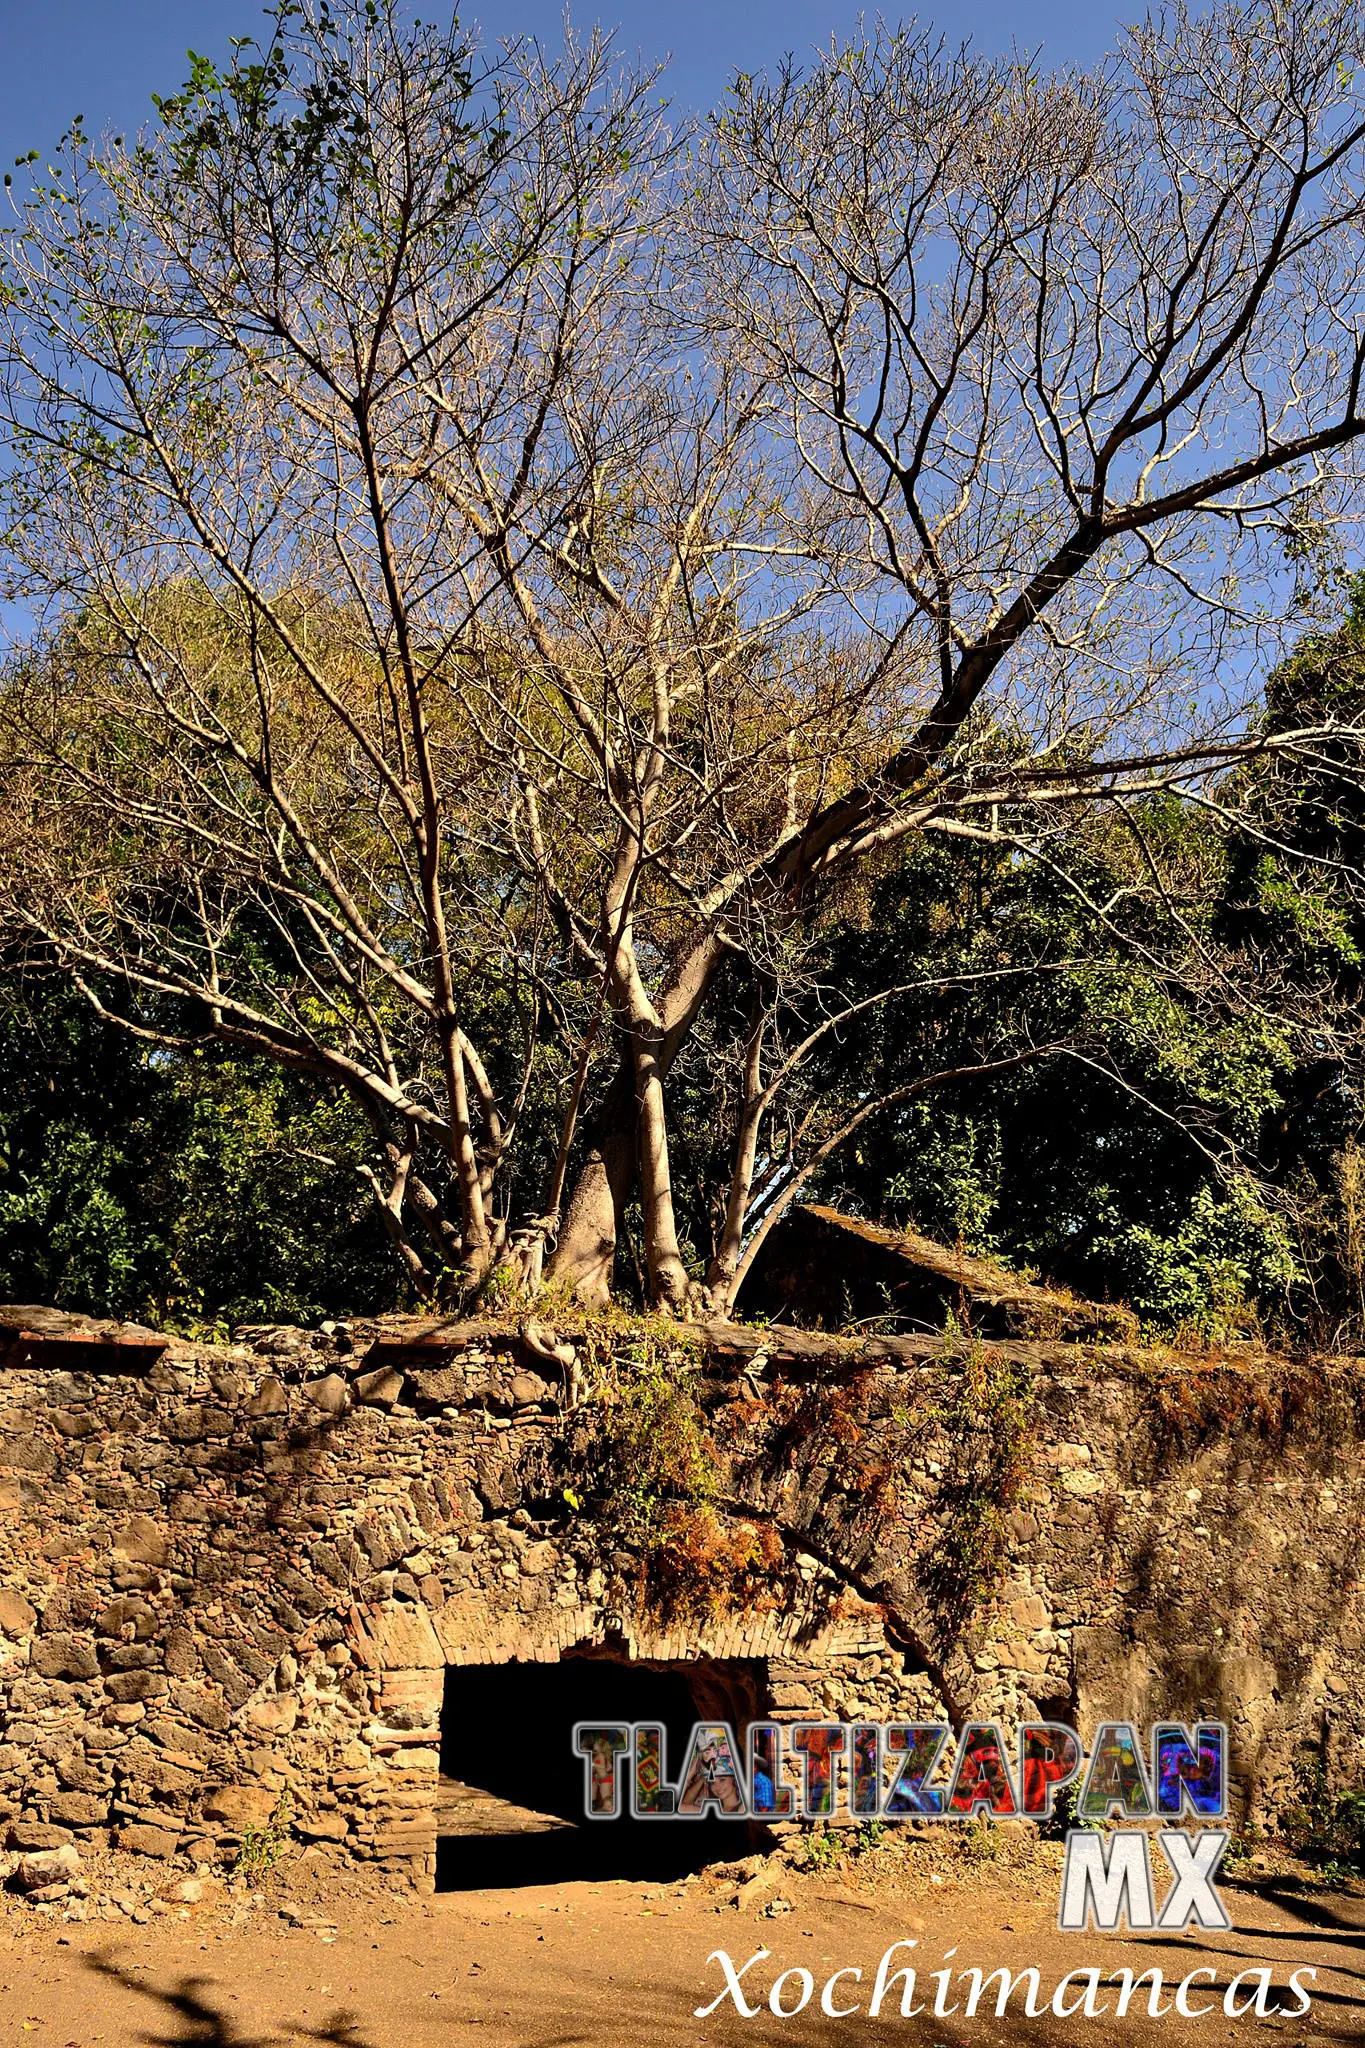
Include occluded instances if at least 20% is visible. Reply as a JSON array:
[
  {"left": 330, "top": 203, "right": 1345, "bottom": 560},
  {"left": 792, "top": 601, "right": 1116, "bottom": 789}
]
[
  {"left": 1, "top": 2, "right": 1132, "bottom": 163},
  {"left": 0, "top": 0, "right": 1139, "bottom": 650}
]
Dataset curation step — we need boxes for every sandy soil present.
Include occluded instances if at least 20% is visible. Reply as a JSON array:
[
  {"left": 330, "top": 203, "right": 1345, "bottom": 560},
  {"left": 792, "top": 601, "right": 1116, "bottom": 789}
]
[{"left": 0, "top": 1847, "right": 1360, "bottom": 2048}]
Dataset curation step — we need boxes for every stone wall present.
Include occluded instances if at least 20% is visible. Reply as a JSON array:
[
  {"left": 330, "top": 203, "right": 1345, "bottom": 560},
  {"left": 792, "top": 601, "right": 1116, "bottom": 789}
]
[{"left": 1, "top": 1314, "right": 1362, "bottom": 1894}]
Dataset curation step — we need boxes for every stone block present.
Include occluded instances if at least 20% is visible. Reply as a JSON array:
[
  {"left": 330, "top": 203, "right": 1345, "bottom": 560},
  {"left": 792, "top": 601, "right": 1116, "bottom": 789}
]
[
  {"left": 1009, "top": 1594, "right": 1050, "bottom": 1631},
  {"left": 202, "top": 1784, "right": 277, "bottom": 1830},
  {"left": 354, "top": 1368, "right": 405, "bottom": 1409},
  {"left": 117, "top": 1822, "right": 183, "bottom": 1858},
  {"left": 112, "top": 1565, "right": 158, "bottom": 1592},
  {"left": 9, "top": 1843, "right": 80, "bottom": 1892},
  {"left": 246, "top": 1376, "right": 288, "bottom": 1418},
  {"left": 1006, "top": 1641, "right": 1050, "bottom": 1674},
  {"left": 4, "top": 1821, "right": 73, "bottom": 1851},
  {"left": 53, "top": 1408, "right": 103, "bottom": 1439},
  {"left": 0, "top": 1589, "right": 36, "bottom": 1637},
  {"left": 246, "top": 1693, "right": 299, "bottom": 1735},
  {"left": 296, "top": 1812, "right": 349, "bottom": 1841},
  {"left": 109, "top": 1643, "right": 160, "bottom": 1671},
  {"left": 136, "top": 1756, "right": 202, "bottom": 1798},
  {"left": 113, "top": 1516, "right": 169, "bottom": 1567},
  {"left": 105, "top": 1670, "right": 170, "bottom": 1704},
  {"left": 0, "top": 1433, "right": 57, "bottom": 1475},
  {"left": 408, "top": 1366, "right": 465, "bottom": 1405},
  {"left": 164, "top": 1629, "right": 201, "bottom": 1678},
  {"left": 30, "top": 1633, "right": 100, "bottom": 1681},
  {"left": 347, "top": 1602, "right": 444, "bottom": 1672},
  {"left": 96, "top": 1596, "right": 157, "bottom": 1640},
  {"left": 170, "top": 1684, "right": 231, "bottom": 1732},
  {"left": 55, "top": 1756, "right": 107, "bottom": 1794},
  {"left": 46, "top": 1791, "right": 109, "bottom": 1828},
  {"left": 306, "top": 1374, "right": 351, "bottom": 1417}
]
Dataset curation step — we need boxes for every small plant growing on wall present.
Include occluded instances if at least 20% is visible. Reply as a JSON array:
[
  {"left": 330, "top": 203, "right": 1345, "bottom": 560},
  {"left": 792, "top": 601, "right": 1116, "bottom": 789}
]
[
  {"left": 925, "top": 1340, "right": 1037, "bottom": 1617},
  {"left": 567, "top": 1338, "right": 786, "bottom": 1623},
  {"left": 232, "top": 1789, "right": 293, "bottom": 1885},
  {"left": 1281, "top": 1758, "right": 1365, "bottom": 1886},
  {"left": 595, "top": 1348, "right": 717, "bottom": 1548}
]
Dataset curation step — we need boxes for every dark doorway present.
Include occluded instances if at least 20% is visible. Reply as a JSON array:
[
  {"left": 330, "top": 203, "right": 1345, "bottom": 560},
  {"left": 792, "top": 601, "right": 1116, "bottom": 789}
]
[{"left": 436, "top": 1651, "right": 767, "bottom": 1890}]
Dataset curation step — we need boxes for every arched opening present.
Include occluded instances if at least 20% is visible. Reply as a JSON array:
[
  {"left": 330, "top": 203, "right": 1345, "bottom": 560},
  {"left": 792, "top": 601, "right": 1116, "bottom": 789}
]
[{"left": 436, "top": 1647, "right": 769, "bottom": 1890}]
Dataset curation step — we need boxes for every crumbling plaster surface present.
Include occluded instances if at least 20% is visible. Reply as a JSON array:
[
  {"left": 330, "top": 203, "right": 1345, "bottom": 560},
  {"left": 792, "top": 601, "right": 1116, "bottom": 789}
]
[{"left": 1, "top": 1315, "right": 1362, "bottom": 1891}]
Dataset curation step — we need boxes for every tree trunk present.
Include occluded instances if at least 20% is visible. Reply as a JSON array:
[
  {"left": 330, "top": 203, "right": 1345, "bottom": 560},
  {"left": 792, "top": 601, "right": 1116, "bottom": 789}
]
[
  {"left": 447, "top": 1031, "right": 492, "bottom": 1279},
  {"left": 704, "top": 998, "right": 766, "bottom": 1313},
  {"left": 546, "top": 1061, "right": 639, "bottom": 1304},
  {"left": 634, "top": 1024, "right": 692, "bottom": 1311},
  {"left": 546, "top": 933, "right": 727, "bottom": 1303}
]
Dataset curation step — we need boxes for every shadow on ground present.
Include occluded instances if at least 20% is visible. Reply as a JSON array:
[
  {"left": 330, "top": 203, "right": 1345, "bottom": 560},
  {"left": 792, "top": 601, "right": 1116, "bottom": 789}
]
[
  {"left": 78, "top": 1881, "right": 1365, "bottom": 2048},
  {"left": 85, "top": 1953, "right": 379, "bottom": 2048}
]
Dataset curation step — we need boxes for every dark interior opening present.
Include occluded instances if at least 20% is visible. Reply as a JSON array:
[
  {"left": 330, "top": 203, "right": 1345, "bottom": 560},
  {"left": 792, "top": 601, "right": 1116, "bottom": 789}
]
[{"left": 436, "top": 1650, "right": 768, "bottom": 1890}]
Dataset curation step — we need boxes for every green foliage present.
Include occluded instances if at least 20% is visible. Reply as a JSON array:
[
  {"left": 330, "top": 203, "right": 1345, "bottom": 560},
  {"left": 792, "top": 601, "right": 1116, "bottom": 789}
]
[
  {"left": 959, "top": 1812, "right": 1002, "bottom": 1862},
  {"left": 150, "top": 0, "right": 485, "bottom": 204},
  {"left": 928, "top": 1345, "right": 1037, "bottom": 1613},
  {"left": 584, "top": 1346, "right": 718, "bottom": 1555},
  {"left": 795, "top": 1818, "right": 887, "bottom": 1872},
  {"left": 1213, "top": 582, "right": 1365, "bottom": 1346},
  {"left": 1281, "top": 1758, "right": 1365, "bottom": 1882},
  {"left": 1086, "top": 1180, "right": 1298, "bottom": 1342},
  {"left": 2, "top": 1, "right": 1364, "bottom": 1343},
  {"left": 3, "top": 568, "right": 1364, "bottom": 1344},
  {"left": 570, "top": 1337, "right": 786, "bottom": 1622},
  {"left": 752, "top": 758, "right": 1356, "bottom": 1344},
  {"left": 232, "top": 1789, "right": 293, "bottom": 1885},
  {"left": 1041, "top": 1776, "right": 1104, "bottom": 1842},
  {"left": 0, "top": 975, "right": 398, "bottom": 1327},
  {"left": 798, "top": 1825, "right": 844, "bottom": 1873}
]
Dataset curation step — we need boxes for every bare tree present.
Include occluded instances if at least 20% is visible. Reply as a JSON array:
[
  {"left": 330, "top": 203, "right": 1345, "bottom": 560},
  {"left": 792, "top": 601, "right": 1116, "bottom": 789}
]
[
  {"left": 3, "top": 0, "right": 1365, "bottom": 1315},
  {"left": 0, "top": 2, "right": 706, "bottom": 1294},
  {"left": 551, "top": 0, "right": 1365, "bottom": 1306},
  {"left": 0, "top": 2, "right": 911, "bottom": 1310}
]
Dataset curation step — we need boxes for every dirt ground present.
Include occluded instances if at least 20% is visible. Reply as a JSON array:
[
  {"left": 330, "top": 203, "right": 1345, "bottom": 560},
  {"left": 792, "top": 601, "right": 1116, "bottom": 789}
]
[{"left": 1, "top": 1841, "right": 1361, "bottom": 2048}]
